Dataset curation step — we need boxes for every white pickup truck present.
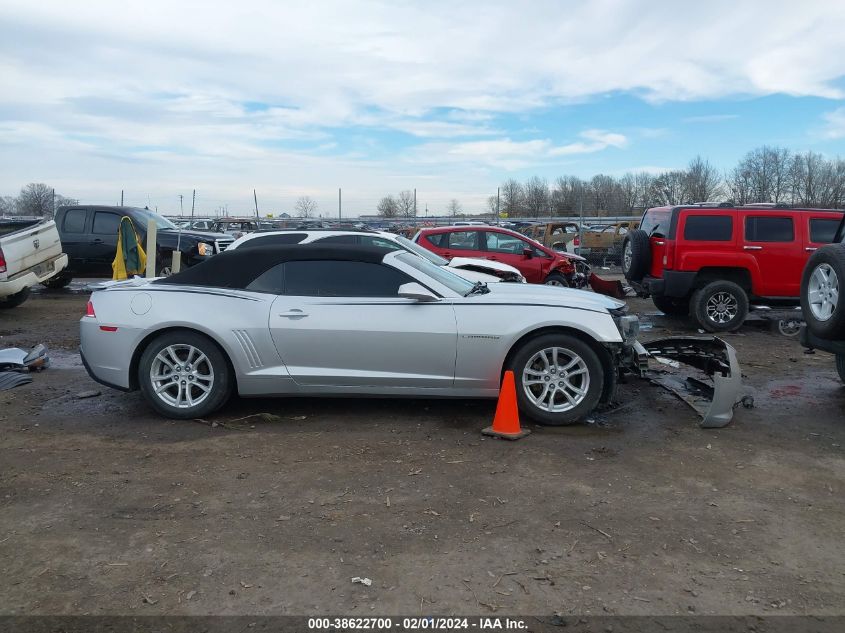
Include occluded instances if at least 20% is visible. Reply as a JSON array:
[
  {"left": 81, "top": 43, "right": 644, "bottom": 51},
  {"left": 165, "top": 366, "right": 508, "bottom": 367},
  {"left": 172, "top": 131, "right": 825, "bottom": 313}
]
[{"left": 0, "top": 218, "right": 69, "bottom": 309}]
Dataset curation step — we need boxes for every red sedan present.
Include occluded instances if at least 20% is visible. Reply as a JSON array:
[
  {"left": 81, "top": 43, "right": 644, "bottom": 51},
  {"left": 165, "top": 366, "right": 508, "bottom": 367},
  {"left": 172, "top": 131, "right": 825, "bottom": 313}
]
[{"left": 413, "top": 225, "right": 586, "bottom": 287}]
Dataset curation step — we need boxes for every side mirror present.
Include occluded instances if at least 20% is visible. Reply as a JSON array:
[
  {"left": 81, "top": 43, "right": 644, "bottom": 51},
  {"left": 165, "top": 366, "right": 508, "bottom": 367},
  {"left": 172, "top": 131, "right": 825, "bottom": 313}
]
[
  {"left": 523, "top": 248, "right": 534, "bottom": 259},
  {"left": 398, "top": 282, "right": 439, "bottom": 302}
]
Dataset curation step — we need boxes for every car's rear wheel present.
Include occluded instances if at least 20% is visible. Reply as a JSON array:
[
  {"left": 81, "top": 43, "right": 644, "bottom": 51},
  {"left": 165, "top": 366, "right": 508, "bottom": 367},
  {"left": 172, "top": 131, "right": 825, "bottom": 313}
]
[
  {"left": 651, "top": 294, "right": 690, "bottom": 316},
  {"left": 138, "top": 330, "right": 232, "bottom": 419},
  {"left": 0, "top": 287, "right": 31, "bottom": 309},
  {"left": 508, "top": 333, "right": 604, "bottom": 426},
  {"left": 837, "top": 354, "right": 845, "bottom": 384},
  {"left": 41, "top": 273, "right": 73, "bottom": 289},
  {"left": 543, "top": 272, "right": 569, "bottom": 287},
  {"left": 621, "top": 229, "right": 650, "bottom": 282},
  {"left": 800, "top": 245, "right": 845, "bottom": 339},
  {"left": 692, "top": 281, "right": 749, "bottom": 332}
]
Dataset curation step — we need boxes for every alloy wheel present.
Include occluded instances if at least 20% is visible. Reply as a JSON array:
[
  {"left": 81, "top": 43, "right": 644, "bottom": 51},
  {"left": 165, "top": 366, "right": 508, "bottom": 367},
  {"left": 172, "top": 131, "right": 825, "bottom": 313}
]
[
  {"left": 623, "top": 241, "right": 633, "bottom": 272},
  {"left": 807, "top": 263, "right": 839, "bottom": 321},
  {"left": 521, "top": 347, "right": 590, "bottom": 413},
  {"left": 150, "top": 344, "right": 214, "bottom": 409},
  {"left": 706, "top": 291, "right": 738, "bottom": 324}
]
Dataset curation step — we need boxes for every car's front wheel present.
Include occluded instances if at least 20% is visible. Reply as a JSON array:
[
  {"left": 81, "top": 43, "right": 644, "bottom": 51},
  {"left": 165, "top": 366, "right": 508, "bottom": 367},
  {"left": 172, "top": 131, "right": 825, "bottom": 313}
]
[
  {"left": 543, "top": 272, "right": 569, "bottom": 287},
  {"left": 138, "top": 330, "right": 232, "bottom": 419},
  {"left": 508, "top": 333, "right": 604, "bottom": 426}
]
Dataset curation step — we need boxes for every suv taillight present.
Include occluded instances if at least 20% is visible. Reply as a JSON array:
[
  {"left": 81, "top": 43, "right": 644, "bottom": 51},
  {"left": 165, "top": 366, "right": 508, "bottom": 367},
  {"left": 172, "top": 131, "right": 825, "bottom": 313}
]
[
  {"left": 664, "top": 240, "right": 675, "bottom": 270},
  {"left": 0, "top": 246, "right": 5, "bottom": 273},
  {"left": 573, "top": 236, "right": 580, "bottom": 247},
  {"left": 85, "top": 300, "right": 96, "bottom": 317}
]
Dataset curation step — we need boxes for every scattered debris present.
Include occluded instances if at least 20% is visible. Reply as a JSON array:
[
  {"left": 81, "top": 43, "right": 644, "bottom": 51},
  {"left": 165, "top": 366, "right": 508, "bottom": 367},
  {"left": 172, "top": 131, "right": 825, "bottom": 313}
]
[
  {"left": 0, "top": 344, "right": 50, "bottom": 371},
  {"left": 75, "top": 389, "right": 101, "bottom": 399},
  {"left": 0, "top": 372, "right": 32, "bottom": 391},
  {"left": 351, "top": 577, "right": 372, "bottom": 586},
  {"left": 580, "top": 521, "right": 612, "bottom": 540}
]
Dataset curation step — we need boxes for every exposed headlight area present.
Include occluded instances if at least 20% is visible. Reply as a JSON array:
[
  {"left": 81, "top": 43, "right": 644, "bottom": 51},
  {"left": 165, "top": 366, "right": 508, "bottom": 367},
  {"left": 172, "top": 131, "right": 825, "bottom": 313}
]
[
  {"left": 609, "top": 304, "right": 639, "bottom": 343},
  {"left": 197, "top": 242, "right": 214, "bottom": 256}
]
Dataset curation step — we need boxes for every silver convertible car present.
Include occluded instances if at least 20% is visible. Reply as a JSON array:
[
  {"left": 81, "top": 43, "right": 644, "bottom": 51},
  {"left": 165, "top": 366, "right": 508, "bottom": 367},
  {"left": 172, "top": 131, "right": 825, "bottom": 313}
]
[{"left": 80, "top": 246, "right": 641, "bottom": 424}]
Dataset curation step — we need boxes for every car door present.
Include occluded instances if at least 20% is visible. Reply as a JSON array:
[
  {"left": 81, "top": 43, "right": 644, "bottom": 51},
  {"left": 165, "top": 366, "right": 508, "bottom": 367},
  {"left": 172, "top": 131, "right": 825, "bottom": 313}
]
[
  {"left": 268, "top": 259, "right": 458, "bottom": 388},
  {"left": 438, "top": 230, "right": 483, "bottom": 260},
  {"left": 482, "top": 230, "right": 547, "bottom": 283},
  {"left": 743, "top": 214, "right": 802, "bottom": 297},
  {"left": 58, "top": 207, "right": 91, "bottom": 273},
  {"left": 88, "top": 210, "right": 125, "bottom": 275}
]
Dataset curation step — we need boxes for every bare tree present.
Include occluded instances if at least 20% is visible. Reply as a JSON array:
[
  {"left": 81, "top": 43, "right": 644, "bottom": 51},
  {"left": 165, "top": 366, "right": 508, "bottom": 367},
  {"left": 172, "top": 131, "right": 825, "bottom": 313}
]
[
  {"left": 590, "top": 174, "right": 617, "bottom": 214},
  {"left": 377, "top": 195, "right": 399, "bottom": 218},
  {"left": 396, "top": 190, "right": 416, "bottom": 219},
  {"left": 0, "top": 196, "right": 17, "bottom": 216},
  {"left": 551, "top": 176, "right": 585, "bottom": 215},
  {"left": 500, "top": 179, "right": 524, "bottom": 217},
  {"left": 446, "top": 199, "right": 462, "bottom": 217},
  {"left": 17, "top": 183, "right": 54, "bottom": 217},
  {"left": 486, "top": 195, "right": 499, "bottom": 217},
  {"left": 650, "top": 171, "right": 689, "bottom": 206},
  {"left": 523, "top": 176, "right": 549, "bottom": 218},
  {"left": 684, "top": 156, "right": 723, "bottom": 202},
  {"left": 294, "top": 196, "right": 318, "bottom": 218}
]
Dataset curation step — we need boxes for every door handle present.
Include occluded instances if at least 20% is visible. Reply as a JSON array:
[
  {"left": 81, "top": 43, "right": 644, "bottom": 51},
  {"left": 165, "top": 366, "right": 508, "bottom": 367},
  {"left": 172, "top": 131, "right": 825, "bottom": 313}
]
[
  {"left": 743, "top": 245, "right": 763, "bottom": 250},
  {"left": 279, "top": 310, "right": 308, "bottom": 318},
  {"left": 805, "top": 247, "right": 818, "bottom": 252},
  {"left": 90, "top": 238, "right": 103, "bottom": 244}
]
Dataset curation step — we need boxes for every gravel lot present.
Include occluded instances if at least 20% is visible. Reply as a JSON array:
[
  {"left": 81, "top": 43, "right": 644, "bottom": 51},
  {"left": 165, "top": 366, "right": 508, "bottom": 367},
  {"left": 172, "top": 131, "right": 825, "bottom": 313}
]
[{"left": 0, "top": 286, "right": 843, "bottom": 616}]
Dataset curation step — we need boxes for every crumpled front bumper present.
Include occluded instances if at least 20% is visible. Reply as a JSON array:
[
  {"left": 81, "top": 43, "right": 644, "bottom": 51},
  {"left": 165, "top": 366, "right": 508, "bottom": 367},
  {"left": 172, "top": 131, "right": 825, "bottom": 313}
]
[{"left": 629, "top": 336, "right": 744, "bottom": 428}]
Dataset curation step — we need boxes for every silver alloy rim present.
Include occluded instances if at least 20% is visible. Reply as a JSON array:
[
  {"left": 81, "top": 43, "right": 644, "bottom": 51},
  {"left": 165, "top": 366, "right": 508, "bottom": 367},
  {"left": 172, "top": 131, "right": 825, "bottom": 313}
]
[
  {"left": 807, "top": 263, "right": 839, "bottom": 321},
  {"left": 159, "top": 266, "right": 172, "bottom": 277},
  {"left": 150, "top": 344, "right": 214, "bottom": 409},
  {"left": 545, "top": 278, "right": 565, "bottom": 287},
  {"left": 522, "top": 347, "right": 590, "bottom": 413},
  {"left": 623, "top": 241, "right": 633, "bottom": 272},
  {"left": 706, "top": 291, "right": 739, "bottom": 324}
]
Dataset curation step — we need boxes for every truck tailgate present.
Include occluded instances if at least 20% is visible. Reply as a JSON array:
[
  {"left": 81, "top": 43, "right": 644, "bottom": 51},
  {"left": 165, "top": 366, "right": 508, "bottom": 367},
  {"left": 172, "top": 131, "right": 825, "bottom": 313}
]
[{"left": 0, "top": 220, "right": 64, "bottom": 279}]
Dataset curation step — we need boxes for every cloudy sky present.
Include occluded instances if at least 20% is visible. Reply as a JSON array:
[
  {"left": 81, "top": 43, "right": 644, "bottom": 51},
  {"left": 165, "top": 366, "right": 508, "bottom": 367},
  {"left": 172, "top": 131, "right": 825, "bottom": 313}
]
[{"left": 1, "top": 0, "right": 844, "bottom": 215}]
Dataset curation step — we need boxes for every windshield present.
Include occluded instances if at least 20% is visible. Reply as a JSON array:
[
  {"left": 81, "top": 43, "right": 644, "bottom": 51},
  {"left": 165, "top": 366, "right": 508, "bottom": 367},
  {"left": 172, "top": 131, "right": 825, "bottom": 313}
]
[
  {"left": 394, "top": 251, "right": 475, "bottom": 295},
  {"left": 394, "top": 235, "right": 449, "bottom": 266},
  {"left": 133, "top": 208, "right": 179, "bottom": 230}
]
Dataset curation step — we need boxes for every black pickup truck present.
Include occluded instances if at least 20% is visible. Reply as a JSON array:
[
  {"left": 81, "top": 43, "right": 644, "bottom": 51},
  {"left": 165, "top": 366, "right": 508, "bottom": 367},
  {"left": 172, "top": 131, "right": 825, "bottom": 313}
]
[{"left": 48, "top": 205, "right": 234, "bottom": 287}]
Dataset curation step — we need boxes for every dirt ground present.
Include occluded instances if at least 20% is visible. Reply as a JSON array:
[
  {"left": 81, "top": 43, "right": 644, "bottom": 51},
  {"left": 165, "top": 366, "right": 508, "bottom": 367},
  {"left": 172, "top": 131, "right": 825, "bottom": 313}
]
[{"left": 0, "top": 283, "right": 843, "bottom": 617}]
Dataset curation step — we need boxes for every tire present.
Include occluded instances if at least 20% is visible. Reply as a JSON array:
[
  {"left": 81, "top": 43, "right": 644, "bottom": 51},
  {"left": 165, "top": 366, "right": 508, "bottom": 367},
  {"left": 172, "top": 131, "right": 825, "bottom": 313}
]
[
  {"left": 691, "top": 280, "right": 749, "bottom": 333},
  {"left": 651, "top": 294, "right": 690, "bottom": 316},
  {"left": 622, "top": 229, "right": 650, "bottom": 282},
  {"left": 543, "top": 272, "right": 569, "bottom": 287},
  {"left": 0, "top": 287, "right": 31, "bottom": 309},
  {"left": 800, "top": 245, "right": 845, "bottom": 339},
  {"left": 836, "top": 354, "right": 845, "bottom": 384},
  {"left": 41, "top": 273, "right": 73, "bottom": 289},
  {"left": 138, "top": 330, "right": 232, "bottom": 419},
  {"left": 508, "top": 333, "right": 605, "bottom": 426}
]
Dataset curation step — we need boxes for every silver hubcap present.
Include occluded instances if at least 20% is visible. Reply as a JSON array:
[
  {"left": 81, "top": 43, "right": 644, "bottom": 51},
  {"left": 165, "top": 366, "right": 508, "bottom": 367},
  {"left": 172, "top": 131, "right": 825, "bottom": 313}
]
[
  {"left": 706, "top": 291, "right": 738, "bottom": 324},
  {"left": 808, "top": 263, "right": 839, "bottom": 321},
  {"left": 160, "top": 267, "right": 172, "bottom": 277},
  {"left": 150, "top": 344, "right": 214, "bottom": 409},
  {"left": 522, "top": 347, "right": 590, "bottom": 413},
  {"left": 545, "top": 279, "right": 565, "bottom": 287},
  {"left": 623, "top": 242, "right": 632, "bottom": 271}
]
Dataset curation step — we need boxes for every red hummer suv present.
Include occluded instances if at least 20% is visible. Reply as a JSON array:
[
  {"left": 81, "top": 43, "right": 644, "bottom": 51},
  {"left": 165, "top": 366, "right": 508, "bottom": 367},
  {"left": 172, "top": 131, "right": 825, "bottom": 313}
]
[{"left": 622, "top": 204, "right": 844, "bottom": 332}]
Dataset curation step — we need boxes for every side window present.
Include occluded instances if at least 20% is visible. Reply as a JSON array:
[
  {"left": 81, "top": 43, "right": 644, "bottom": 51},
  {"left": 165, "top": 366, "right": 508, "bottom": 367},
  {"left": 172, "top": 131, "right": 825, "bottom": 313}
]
[
  {"left": 92, "top": 212, "right": 122, "bottom": 235},
  {"left": 683, "top": 215, "right": 733, "bottom": 241},
  {"left": 246, "top": 263, "right": 285, "bottom": 294},
  {"left": 240, "top": 233, "right": 307, "bottom": 249},
  {"left": 62, "top": 209, "right": 87, "bottom": 233},
  {"left": 359, "top": 236, "right": 400, "bottom": 250},
  {"left": 284, "top": 261, "right": 412, "bottom": 297},
  {"left": 426, "top": 233, "right": 447, "bottom": 248},
  {"left": 446, "top": 231, "right": 480, "bottom": 250},
  {"left": 486, "top": 232, "right": 529, "bottom": 254},
  {"left": 745, "top": 216, "right": 794, "bottom": 242},
  {"left": 315, "top": 235, "right": 358, "bottom": 245},
  {"left": 809, "top": 218, "right": 841, "bottom": 243}
]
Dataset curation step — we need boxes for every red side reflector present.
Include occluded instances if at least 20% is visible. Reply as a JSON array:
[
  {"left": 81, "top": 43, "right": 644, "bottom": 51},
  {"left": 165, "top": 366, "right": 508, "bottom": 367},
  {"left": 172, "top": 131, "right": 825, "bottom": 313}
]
[
  {"left": 99, "top": 326, "right": 118, "bottom": 332},
  {"left": 85, "top": 300, "right": 96, "bottom": 317}
]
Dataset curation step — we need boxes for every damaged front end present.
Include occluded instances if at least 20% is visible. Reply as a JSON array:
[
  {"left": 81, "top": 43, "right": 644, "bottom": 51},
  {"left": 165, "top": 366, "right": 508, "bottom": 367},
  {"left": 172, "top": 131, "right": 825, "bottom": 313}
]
[{"left": 624, "top": 336, "right": 745, "bottom": 428}]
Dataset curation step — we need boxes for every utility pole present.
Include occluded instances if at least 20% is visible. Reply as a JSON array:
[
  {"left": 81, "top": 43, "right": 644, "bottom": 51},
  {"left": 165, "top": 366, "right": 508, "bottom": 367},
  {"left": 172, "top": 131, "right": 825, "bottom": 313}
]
[
  {"left": 51, "top": 188, "right": 55, "bottom": 219},
  {"left": 253, "top": 189, "right": 259, "bottom": 220},
  {"left": 191, "top": 189, "right": 196, "bottom": 222},
  {"left": 179, "top": 194, "right": 184, "bottom": 216},
  {"left": 338, "top": 188, "right": 342, "bottom": 221},
  {"left": 120, "top": 190, "right": 124, "bottom": 206},
  {"left": 496, "top": 187, "right": 500, "bottom": 225},
  {"left": 413, "top": 188, "right": 417, "bottom": 223}
]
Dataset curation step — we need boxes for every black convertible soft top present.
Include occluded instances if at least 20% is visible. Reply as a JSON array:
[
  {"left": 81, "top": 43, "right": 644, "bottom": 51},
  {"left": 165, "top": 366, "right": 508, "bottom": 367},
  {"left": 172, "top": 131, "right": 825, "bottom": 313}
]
[{"left": 154, "top": 244, "right": 395, "bottom": 289}]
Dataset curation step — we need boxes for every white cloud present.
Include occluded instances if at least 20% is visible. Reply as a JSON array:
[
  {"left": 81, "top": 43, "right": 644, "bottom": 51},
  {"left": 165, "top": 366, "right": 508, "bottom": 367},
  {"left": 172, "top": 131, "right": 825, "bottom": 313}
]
[
  {"left": 0, "top": 0, "right": 844, "bottom": 209},
  {"left": 821, "top": 107, "right": 845, "bottom": 139}
]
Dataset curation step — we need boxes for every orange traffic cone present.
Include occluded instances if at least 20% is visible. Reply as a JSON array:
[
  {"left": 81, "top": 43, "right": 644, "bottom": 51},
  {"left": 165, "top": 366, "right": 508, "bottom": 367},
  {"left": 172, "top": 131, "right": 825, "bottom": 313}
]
[{"left": 482, "top": 370, "right": 531, "bottom": 440}]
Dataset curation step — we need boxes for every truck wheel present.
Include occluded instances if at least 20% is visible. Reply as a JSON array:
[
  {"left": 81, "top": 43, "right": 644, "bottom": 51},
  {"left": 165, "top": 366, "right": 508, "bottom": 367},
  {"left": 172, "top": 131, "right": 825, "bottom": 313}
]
[
  {"left": 692, "top": 281, "right": 749, "bottom": 332},
  {"left": 652, "top": 294, "right": 690, "bottom": 316},
  {"left": 0, "top": 287, "right": 31, "bottom": 309},
  {"left": 508, "top": 333, "right": 604, "bottom": 426},
  {"left": 622, "top": 230, "right": 650, "bottom": 282},
  {"left": 837, "top": 354, "right": 845, "bottom": 384},
  {"left": 800, "top": 245, "right": 845, "bottom": 339},
  {"left": 41, "top": 273, "right": 73, "bottom": 289},
  {"left": 138, "top": 330, "right": 232, "bottom": 419}
]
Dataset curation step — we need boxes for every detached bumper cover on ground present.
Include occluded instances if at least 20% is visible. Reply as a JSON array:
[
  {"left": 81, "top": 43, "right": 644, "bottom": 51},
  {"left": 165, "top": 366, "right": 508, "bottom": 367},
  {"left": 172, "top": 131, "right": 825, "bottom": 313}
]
[{"left": 632, "top": 336, "right": 744, "bottom": 428}]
